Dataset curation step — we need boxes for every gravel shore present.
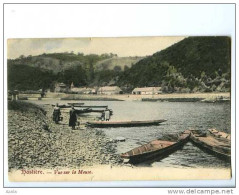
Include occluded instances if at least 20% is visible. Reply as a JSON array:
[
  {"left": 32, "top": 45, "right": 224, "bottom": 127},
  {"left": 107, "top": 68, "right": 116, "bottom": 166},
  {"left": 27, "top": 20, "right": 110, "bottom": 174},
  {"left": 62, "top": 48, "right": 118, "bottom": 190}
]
[{"left": 8, "top": 101, "right": 123, "bottom": 171}]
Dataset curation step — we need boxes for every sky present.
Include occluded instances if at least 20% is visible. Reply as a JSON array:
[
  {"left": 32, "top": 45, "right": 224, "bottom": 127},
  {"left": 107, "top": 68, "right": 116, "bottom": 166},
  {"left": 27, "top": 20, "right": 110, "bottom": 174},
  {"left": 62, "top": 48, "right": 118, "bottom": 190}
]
[{"left": 7, "top": 36, "right": 186, "bottom": 59}]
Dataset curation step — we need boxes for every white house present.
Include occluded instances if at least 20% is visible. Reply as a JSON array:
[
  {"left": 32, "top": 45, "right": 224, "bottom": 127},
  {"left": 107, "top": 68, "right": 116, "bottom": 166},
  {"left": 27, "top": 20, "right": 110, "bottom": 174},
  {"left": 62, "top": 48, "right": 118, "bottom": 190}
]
[
  {"left": 70, "top": 83, "right": 96, "bottom": 94},
  {"left": 54, "top": 83, "right": 68, "bottom": 93},
  {"left": 97, "top": 86, "right": 123, "bottom": 95},
  {"left": 132, "top": 87, "right": 162, "bottom": 95},
  {"left": 71, "top": 87, "right": 96, "bottom": 94}
]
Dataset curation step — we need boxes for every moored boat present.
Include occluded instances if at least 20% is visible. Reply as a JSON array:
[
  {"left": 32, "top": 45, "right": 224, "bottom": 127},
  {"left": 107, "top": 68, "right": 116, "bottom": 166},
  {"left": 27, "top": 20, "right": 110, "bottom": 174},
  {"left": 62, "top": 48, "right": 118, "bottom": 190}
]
[
  {"left": 74, "top": 108, "right": 92, "bottom": 114},
  {"left": 208, "top": 129, "right": 231, "bottom": 141},
  {"left": 78, "top": 105, "right": 108, "bottom": 108},
  {"left": 75, "top": 108, "right": 113, "bottom": 115},
  {"left": 86, "top": 119, "right": 167, "bottom": 128},
  {"left": 67, "top": 102, "right": 85, "bottom": 107},
  {"left": 120, "top": 130, "right": 191, "bottom": 163},
  {"left": 190, "top": 130, "right": 231, "bottom": 161},
  {"left": 51, "top": 104, "right": 71, "bottom": 108}
]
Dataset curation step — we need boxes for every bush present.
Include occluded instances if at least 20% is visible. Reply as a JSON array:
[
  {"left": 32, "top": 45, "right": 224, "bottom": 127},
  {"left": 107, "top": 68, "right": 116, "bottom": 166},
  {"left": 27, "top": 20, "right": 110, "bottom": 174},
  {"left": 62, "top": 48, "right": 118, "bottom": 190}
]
[{"left": 8, "top": 101, "right": 46, "bottom": 114}]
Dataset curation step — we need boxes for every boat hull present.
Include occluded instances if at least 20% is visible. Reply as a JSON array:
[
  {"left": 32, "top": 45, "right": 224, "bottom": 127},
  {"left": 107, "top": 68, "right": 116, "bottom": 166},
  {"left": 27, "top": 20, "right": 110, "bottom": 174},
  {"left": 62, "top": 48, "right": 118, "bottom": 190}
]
[
  {"left": 76, "top": 109, "right": 113, "bottom": 115},
  {"left": 207, "top": 129, "right": 231, "bottom": 142},
  {"left": 128, "top": 139, "right": 189, "bottom": 164},
  {"left": 190, "top": 131, "right": 231, "bottom": 161},
  {"left": 87, "top": 120, "right": 167, "bottom": 128},
  {"left": 78, "top": 105, "right": 108, "bottom": 108},
  {"left": 52, "top": 104, "right": 71, "bottom": 108},
  {"left": 67, "top": 103, "right": 85, "bottom": 106},
  {"left": 121, "top": 130, "right": 190, "bottom": 164}
]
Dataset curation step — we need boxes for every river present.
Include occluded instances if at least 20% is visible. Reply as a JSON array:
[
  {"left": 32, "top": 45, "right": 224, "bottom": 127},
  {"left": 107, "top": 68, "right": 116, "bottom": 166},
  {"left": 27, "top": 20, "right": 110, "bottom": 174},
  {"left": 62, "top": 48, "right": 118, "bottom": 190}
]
[{"left": 29, "top": 99, "right": 231, "bottom": 169}]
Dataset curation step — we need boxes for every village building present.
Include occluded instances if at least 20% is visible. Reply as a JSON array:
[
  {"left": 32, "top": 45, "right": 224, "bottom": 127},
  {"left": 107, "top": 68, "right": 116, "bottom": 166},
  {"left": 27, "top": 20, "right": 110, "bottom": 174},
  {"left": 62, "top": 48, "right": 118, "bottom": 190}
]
[
  {"left": 132, "top": 87, "right": 162, "bottom": 95},
  {"left": 70, "top": 83, "right": 96, "bottom": 94},
  {"left": 97, "top": 86, "right": 123, "bottom": 95},
  {"left": 54, "top": 82, "right": 68, "bottom": 93},
  {"left": 71, "top": 87, "right": 96, "bottom": 94}
]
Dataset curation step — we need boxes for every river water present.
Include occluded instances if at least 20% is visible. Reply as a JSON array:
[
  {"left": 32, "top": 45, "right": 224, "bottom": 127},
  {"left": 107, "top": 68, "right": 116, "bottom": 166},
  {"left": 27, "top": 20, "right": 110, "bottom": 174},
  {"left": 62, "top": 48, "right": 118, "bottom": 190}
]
[{"left": 29, "top": 99, "right": 231, "bottom": 169}]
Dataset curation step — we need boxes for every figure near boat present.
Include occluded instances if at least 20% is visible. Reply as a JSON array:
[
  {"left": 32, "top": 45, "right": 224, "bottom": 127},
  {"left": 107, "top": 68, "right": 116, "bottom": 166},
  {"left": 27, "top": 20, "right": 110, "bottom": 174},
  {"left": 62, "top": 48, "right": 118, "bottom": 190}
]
[
  {"left": 104, "top": 109, "right": 110, "bottom": 121},
  {"left": 100, "top": 108, "right": 111, "bottom": 121},
  {"left": 69, "top": 106, "right": 78, "bottom": 130},
  {"left": 52, "top": 103, "right": 61, "bottom": 124}
]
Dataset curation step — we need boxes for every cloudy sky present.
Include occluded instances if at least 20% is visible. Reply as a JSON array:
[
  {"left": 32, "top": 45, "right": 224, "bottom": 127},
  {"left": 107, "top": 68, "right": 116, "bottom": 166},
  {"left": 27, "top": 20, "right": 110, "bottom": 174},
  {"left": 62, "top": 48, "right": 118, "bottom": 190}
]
[{"left": 8, "top": 36, "right": 186, "bottom": 59}]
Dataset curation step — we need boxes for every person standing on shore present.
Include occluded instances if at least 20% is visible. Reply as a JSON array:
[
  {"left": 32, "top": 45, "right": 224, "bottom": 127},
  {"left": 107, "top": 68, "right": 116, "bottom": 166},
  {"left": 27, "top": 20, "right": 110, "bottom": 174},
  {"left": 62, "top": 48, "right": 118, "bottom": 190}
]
[
  {"left": 53, "top": 103, "right": 61, "bottom": 124},
  {"left": 40, "top": 89, "right": 45, "bottom": 98},
  {"left": 101, "top": 111, "right": 105, "bottom": 121},
  {"left": 104, "top": 109, "right": 110, "bottom": 121},
  {"left": 69, "top": 106, "right": 77, "bottom": 130}
]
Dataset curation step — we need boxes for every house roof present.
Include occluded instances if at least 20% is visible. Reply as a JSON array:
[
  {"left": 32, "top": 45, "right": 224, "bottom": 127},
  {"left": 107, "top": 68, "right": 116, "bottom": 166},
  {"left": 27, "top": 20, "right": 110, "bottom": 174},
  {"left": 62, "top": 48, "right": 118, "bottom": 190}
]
[
  {"left": 133, "top": 87, "right": 161, "bottom": 92},
  {"left": 57, "top": 82, "right": 67, "bottom": 87},
  {"left": 71, "top": 87, "right": 96, "bottom": 92},
  {"left": 98, "top": 86, "right": 122, "bottom": 91}
]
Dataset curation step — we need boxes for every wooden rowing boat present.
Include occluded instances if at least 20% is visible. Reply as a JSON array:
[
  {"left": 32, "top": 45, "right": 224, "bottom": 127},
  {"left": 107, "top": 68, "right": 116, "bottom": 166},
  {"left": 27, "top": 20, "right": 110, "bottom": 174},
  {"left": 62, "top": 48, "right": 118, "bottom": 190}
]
[
  {"left": 78, "top": 105, "right": 108, "bottom": 108},
  {"left": 75, "top": 108, "right": 113, "bottom": 115},
  {"left": 190, "top": 130, "right": 231, "bottom": 161},
  {"left": 208, "top": 129, "right": 231, "bottom": 142},
  {"left": 67, "top": 103, "right": 85, "bottom": 106},
  {"left": 74, "top": 108, "right": 91, "bottom": 114},
  {"left": 86, "top": 119, "right": 167, "bottom": 128},
  {"left": 52, "top": 104, "right": 71, "bottom": 108},
  {"left": 120, "top": 130, "right": 191, "bottom": 163}
]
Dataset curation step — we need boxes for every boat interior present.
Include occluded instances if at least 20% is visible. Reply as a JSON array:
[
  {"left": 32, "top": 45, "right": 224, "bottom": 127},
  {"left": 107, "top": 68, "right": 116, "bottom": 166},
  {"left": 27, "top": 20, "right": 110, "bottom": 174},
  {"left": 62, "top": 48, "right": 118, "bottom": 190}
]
[{"left": 124, "top": 140, "right": 176, "bottom": 156}]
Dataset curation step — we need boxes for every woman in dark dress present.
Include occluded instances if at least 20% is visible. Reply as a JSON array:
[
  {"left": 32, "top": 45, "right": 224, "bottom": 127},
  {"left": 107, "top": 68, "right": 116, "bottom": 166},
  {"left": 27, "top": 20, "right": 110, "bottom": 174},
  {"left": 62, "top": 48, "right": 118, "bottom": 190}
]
[
  {"left": 53, "top": 103, "right": 61, "bottom": 124},
  {"left": 69, "top": 106, "right": 77, "bottom": 130}
]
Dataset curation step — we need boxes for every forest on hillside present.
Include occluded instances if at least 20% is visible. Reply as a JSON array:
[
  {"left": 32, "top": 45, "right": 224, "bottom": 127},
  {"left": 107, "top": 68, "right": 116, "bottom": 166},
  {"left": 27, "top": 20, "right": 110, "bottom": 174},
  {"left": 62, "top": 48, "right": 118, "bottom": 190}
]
[
  {"left": 117, "top": 36, "right": 231, "bottom": 93},
  {"left": 8, "top": 52, "right": 125, "bottom": 91},
  {"left": 8, "top": 36, "right": 231, "bottom": 93}
]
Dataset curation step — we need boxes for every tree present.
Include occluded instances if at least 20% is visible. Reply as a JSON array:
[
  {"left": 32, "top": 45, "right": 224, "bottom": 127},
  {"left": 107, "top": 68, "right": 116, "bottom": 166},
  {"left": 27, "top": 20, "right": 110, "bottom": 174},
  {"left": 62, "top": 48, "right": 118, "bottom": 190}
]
[
  {"left": 78, "top": 52, "right": 84, "bottom": 56},
  {"left": 19, "top": 55, "right": 25, "bottom": 59},
  {"left": 124, "top": 65, "right": 129, "bottom": 71},
  {"left": 113, "top": 66, "right": 122, "bottom": 72}
]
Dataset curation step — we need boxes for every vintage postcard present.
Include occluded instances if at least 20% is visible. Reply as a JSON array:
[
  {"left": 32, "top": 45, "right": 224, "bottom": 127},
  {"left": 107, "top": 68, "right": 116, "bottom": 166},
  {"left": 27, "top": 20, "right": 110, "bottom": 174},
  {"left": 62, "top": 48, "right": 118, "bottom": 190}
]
[{"left": 7, "top": 36, "right": 232, "bottom": 183}]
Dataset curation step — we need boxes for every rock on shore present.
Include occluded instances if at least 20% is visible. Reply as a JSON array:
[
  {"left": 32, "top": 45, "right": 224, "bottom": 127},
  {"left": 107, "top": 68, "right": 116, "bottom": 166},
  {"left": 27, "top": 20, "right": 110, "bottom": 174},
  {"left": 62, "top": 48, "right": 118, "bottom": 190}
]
[{"left": 8, "top": 101, "right": 123, "bottom": 171}]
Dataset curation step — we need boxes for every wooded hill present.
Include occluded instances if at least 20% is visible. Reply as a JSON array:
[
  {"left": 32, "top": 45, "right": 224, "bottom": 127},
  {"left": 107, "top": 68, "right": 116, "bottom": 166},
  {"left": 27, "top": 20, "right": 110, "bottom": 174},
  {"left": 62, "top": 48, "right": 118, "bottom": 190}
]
[
  {"left": 95, "top": 56, "right": 144, "bottom": 71},
  {"left": 8, "top": 36, "right": 231, "bottom": 93},
  {"left": 117, "top": 36, "right": 231, "bottom": 93},
  {"left": 8, "top": 52, "right": 143, "bottom": 90}
]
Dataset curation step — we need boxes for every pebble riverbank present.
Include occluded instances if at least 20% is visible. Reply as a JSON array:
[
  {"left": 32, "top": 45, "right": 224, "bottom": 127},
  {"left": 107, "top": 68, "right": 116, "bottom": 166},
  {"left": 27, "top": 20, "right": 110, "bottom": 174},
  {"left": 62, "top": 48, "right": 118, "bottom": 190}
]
[{"left": 8, "top": 101, "right": 123, "bottom": 171}]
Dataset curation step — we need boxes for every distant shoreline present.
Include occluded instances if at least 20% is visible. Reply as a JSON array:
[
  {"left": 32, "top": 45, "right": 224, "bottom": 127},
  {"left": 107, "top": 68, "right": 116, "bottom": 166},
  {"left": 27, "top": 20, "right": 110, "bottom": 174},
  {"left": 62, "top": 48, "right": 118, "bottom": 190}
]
[{"left": 18, "top": 92, "right": 230, "bottom": 102}]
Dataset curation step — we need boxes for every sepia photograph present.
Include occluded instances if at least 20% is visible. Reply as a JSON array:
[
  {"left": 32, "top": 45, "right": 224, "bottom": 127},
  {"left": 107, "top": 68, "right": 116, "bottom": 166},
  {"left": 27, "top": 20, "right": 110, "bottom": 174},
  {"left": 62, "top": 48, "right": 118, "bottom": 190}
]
[{"left": 7, "top": 36, "right": 232, "bottom": 182}]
